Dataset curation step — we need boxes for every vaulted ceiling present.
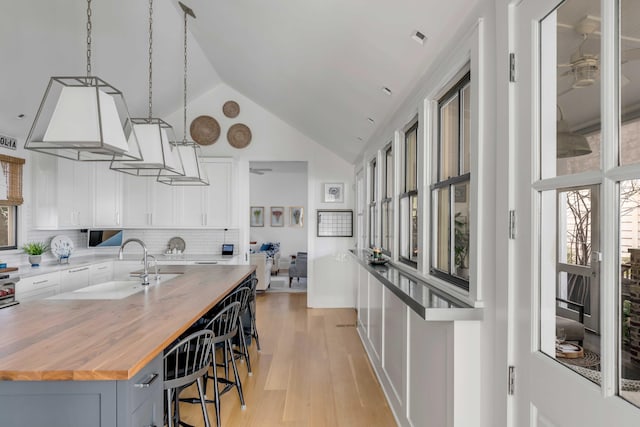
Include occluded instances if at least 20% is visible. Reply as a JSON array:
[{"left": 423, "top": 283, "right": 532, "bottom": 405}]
[{"left": 1, "top": 0, "right": 477, "bottom": 164}]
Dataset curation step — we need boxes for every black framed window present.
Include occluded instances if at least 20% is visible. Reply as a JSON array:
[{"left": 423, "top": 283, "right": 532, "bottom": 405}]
[
  {"left": 368, "top": 157, "right": 377, "bottom": 249},
  {"left": 381, "top": 143, "right": 393, "bottom": 254},
  {"left": 399, "top": 123, "right": 418, "bottom": 266},
  {"left": 431, "top": 72, "right": 471, "bottom": 290}
]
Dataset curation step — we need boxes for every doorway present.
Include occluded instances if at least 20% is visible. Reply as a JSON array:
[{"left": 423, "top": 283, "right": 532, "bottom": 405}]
[{"left": 249, "top": 161, "right": 308, "bottom": 293}]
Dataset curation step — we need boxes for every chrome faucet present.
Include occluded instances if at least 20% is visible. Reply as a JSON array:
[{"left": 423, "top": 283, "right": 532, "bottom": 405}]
[{"left": 118, "top": 238, "right": 150, "bottom": 286}]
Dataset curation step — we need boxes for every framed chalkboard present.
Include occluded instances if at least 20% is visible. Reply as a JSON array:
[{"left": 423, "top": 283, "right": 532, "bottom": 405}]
[{"left": 317, "top": 210, "right": 353, "bottom": 237}]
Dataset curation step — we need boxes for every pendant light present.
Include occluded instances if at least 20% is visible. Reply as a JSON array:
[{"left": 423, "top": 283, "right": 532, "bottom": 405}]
[
  {"left": 24, "top": 0, "right": 142, "bottom": 162},
  {"left": 557, "top": 106, "right": 592, "bottom": 158},
  {"left": 110, "top": 0, "right": 185, "bottom": 177},
  {"left": 158, "top": 1, "right": 209, "bottom": 186}
]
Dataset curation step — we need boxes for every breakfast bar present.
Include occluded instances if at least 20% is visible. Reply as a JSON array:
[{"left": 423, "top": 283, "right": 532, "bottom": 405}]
[{"left": 0, "top": 264, "right": 255, "bottom": 427}]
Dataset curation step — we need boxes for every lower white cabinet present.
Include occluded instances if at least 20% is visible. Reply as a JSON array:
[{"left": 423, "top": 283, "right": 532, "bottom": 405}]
[
  {"left": 90, "top": 262, "right": 113, "bottom": 285},
  {"left": 16, "top": 272, "right": 61, "bottom": 302},
  {"left": 60, "top": 266, "right": 91, "bottom": 293}
]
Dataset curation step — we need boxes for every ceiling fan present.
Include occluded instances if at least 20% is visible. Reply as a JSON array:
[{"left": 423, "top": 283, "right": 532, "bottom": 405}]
[
  {"left": 557, "top": 15, "right": 640, "bottom": 96},
  {"left": 249, "top": 168, "right": 272, "bottom": 175}
]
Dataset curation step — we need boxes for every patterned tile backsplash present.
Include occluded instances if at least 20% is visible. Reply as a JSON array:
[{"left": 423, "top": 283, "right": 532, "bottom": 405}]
[{"left": 2, "top": 229, "right": 239, "bottom": 267}]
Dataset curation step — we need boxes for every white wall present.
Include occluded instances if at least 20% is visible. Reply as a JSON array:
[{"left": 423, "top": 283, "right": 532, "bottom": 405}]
[
  {"left": 249, "top": 168, "right": 308, "bottom": 265},
  {"left": 164, "top": 83, "right": 356, "bottom": 307}
]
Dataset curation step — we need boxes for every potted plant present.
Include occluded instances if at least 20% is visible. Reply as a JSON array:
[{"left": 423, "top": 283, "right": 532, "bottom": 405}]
[
  {"left": 23, "top": 242, "right": 48, "bottom": 267},
  {"left": 454, "top": 213, "right": 469, "bottom": 277}
]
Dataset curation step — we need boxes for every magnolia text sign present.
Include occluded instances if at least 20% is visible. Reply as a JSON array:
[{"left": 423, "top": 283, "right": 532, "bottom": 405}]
[{"left": 0, "top": 135, "right": 17, "bottom": 150}]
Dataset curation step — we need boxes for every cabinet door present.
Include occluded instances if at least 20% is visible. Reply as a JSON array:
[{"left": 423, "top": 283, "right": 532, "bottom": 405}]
[
  {"left": 61, "top": 266, "right": 90, "bottom": 293},
  {"left": 58, "top": 160, "right": 92, "bottom": 228},
  {"left": 175, "top": 186, "right": 205, "bottom": 227},
  {"left": 31, "top": 154, "right": 58, "bottom": 228},
  {"left": 203, "top": 160, "right": 234, "bottom": 227},
  {"left": 89, "top": 262, "right": 113, "bottom": 285},
  {"left": 93, "top": 164, "right": 122, "bottom": 227},
  {"left": 150, "top": 180, "right": 176, "bottom": 226},
  {"left": 123, "top": 175, "right": 151, "bottom": 227}
]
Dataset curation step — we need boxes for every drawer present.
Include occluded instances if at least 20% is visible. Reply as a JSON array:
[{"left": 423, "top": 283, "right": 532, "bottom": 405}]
[
  {"left": 17, "top": 271, "right": 61, "bottom": 296},
  {"left": 19, "top": 284, "right": 59, "bottom": 302},
  {"left": 126, "top": 354, "right": 163, "bottom": 414}
]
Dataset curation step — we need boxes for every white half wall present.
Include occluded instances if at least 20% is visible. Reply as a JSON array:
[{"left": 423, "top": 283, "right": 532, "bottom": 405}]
[{"left": 164, "top": 82, "right": 356, "bottom": 307}]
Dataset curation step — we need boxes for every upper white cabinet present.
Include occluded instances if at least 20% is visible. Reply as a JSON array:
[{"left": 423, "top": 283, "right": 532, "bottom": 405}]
[
  {"left": 203, "top": 158, "right": 237, "bottom": 228},
  {"left": 31, "top": 154, "right": 92, "bottom": 229},
  {"left": 57, "top": 161, "right": 92, "bottom": 228},
  {"left": 93, "top": 163, "right": 122, "bottom": 228}
]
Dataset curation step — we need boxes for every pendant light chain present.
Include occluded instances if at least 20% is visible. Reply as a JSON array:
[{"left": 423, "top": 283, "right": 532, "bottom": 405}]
[
  {"left": 86, "top": 0, "right": 92, "bottom": 77},
  {"left": 183, "top": 10, "right": 188, "bottom": 143},
  {"left": 148, "top": 0, "right": 153, "bottom": 119}
]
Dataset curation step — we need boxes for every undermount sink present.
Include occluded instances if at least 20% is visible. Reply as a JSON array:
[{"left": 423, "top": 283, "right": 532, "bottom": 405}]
[{"left": 48, "top": 275, "right": 180, "bottom": 300}]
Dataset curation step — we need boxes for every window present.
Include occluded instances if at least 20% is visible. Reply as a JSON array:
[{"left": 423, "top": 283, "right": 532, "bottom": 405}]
[
  {"left": 431, "top": 73, "right": 471, "bottom": 289},
  {"left": 0, "top": 155, "right": 23, "bottom": 250},
  {"left": 381, "top": 143, "right": 393, "bottom": 254},
  {"left": 368, "top": 157, "right": 377, "bottom": 249},
  {"left": 399, "top": 123, "right": 418, "bottom": 266}
]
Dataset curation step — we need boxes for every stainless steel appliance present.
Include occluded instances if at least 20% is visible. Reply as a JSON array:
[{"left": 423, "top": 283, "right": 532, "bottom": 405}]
[{"left": 0, "top": 274, "right": 19, "bottom": 309}]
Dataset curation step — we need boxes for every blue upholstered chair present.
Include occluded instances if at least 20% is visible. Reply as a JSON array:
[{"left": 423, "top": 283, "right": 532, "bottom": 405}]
[{"left": 288, "top": 252, "right": 307, "bottom": 287}]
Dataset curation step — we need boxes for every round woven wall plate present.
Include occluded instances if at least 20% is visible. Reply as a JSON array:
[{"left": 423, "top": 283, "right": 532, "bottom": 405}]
[
  {"left": 190, "top": 115, "right": 220, "bottom": 146},
  {"left": 227, "top": 123, "right": 252, "bottom": 149},
  {"left": 222, "top": 100, "right": 240, "bottom": 118}
]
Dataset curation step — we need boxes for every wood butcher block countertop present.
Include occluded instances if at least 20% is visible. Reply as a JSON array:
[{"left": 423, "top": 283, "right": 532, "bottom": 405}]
[{"left": 0, "top": 264, "right": 255, "bottom": 381}]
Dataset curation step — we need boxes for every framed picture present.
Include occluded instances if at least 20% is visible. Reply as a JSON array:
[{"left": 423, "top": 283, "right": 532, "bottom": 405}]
[
  {"left": 289, "top": 206, "right": 304, "bottom": 227},
  {"left": 270, "top": 206, "right": 285, "bottom": 227},
  {"left": 323, "top": 182, "right": 344, "bottom": 203},
  {"left": 250, "top": 206, "right": 264, "bottom": 227}
]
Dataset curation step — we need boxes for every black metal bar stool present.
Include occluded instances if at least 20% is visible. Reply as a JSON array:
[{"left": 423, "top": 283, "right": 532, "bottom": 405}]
[
  {"left": 163, "top": 329, "right": 214, "bottom": 427},
  {"left": 203, "top": 300, "right": 245, "bottom": 427},
  {"left": 247, "top": 277, "right": 261, "bottom": 351}
]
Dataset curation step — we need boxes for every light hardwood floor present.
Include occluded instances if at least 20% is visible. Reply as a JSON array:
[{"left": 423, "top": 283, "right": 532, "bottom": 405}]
[{"left": 177, "top": 292, "right": 397, "bottom": 426}]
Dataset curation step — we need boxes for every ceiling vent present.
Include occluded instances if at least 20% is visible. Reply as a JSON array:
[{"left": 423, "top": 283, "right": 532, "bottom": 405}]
[{"left": 412, "top": 30, "right": 426, "bottom": 45}]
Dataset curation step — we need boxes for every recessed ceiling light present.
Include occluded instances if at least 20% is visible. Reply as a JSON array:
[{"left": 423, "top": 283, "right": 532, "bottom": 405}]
[
  {"left": 16, "top": 114, "right": 25, "bottom": 119},
  {"left": 367, "top": 117, "right": 375, "bottom": 124},
  {"left": 382, "top": 87, "right": 392, "bottom": 96},
  {"left": 411, "top": 30, "right": 427, "bottom": 45}
]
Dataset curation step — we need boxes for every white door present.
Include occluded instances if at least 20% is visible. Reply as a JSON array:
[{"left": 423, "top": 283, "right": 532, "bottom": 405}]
[{"left": 513, "top": 0, "right": 640, "bottom": 425}]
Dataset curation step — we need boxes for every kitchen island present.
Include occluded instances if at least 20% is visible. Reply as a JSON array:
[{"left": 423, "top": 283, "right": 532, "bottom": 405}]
[{"left": 0, "top": 264, "right": 255, "bottom": 427}]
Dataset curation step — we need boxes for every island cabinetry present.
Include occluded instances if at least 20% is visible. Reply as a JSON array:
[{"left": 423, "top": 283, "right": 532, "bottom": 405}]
[
  {"left": 61, "top": 265, "right": 90, "bottom": 293},
  {"left": 16, "top": 271, "right": 61, "bottom": 302},
  {"left": 0, "top": 354, "right": 162, "bottom": 427}
]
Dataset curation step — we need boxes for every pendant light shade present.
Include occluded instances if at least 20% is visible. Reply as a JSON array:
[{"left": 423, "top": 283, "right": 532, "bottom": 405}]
[
  {"left": 110, "top": 0, "right": 185, "bottom": 177},
  {"left": 24, "top": 0, "right": 142, "bottom": 162},
  {"left": 111, "top": 118, "right": 185, "bottom": 176},
  {"left": 557, "top": 106, "right": 592, "bottom": 158},
  {"left": 158, "top": 2, "right": 208, "bottom": 186},
  {"left": 157, "top": 143, "right": 208, "bottom": 185}
]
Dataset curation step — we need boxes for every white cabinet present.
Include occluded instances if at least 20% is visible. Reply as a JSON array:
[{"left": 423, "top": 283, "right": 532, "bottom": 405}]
[
  {"left": 60, "top": 265, "right": 90, "bottom": 293},
  {"left": 122, "top": 174, "right": 150, "bottom": 227},
  {"left": 31, "top": 154, "right": 92, "bottom": 229},
  {"left": 57, "top": 161, "right": 92, "bottom": 228},
  {"left": 203, "top": 159, "right": 236, "bottom": 227},
  {"left": 89, "top": 261, "right": 113, "bottom": 285},
  {"left": 175, "top": 186, "right": 206, "bottom": 227},
  {"left": 93, "top": 164, "right": 123, "bottom": 227},
  {"left": 31, "top": 154, "right": 58, "bottom": 229},
  {"left": 16, "top": 272, "right": 61, "bottom": 302},
  {"left": 149, "top": 181, "right": 176, "bottom": 226}
]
